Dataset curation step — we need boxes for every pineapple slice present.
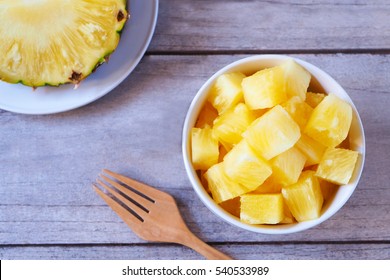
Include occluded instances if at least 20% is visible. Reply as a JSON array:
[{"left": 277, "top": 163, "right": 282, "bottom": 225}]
[
  {"left": 242, "top": 66, "right": 287, "bottom": 109},
  {"left": 223, "top": 140, "right": 272, "bottom": 189},
  {"left": 281, "top": 96, "right": 313, "bottom": 130},
  {"left": 295, "top": 134, "right": 326, "bottom": 167},
  {"left": 208, "top": 72, "right": 246, "bottom": 114},
  {"left": 305, "top": 94, "right": 353, "bottom": 147},
  {"left": 240, "top": 194, "right": 284, "bottom": 224},
  {"left": 191, "top": 127, "right": 219, "bottom": 170},
  {"left": 195, "top": 102, "right": 218, "bottom": 128},
  {"left": 316, "top": 147, "right": 359, "bottom": 185},
  {"left": 282, "top": 171, "right": 324, "bottom": 222},
  {"left": 244, "top": 105, "right": 301, "bottom": 160},
  {"left": 281, "top": 59, "right": 311, "bottom": 101},
  {"left": 213, "top": 103, "right": 255, "bottom": 149},
  {"left": 306, "top": 92, "right": 326, "bottom": 108},
  {"left": 0, "top": 0, "right": 128, "bottom": 87},
  {"left": 270, "top": 147, "right": 306, "bottom": 186},
  {"left": 204, "top": 162, "right": 251, "bottom": 203}
]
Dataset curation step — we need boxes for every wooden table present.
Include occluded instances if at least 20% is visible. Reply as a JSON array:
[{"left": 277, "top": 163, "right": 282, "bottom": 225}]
[{"left": 1, "top": 0, "right": 390, "bottom": 260}]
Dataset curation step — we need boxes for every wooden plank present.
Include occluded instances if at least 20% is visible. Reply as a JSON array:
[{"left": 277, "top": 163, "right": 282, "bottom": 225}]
[
  {"left": 1, "top": 243, "right": 389, "bottom": 260},
  {"left": 149, "top": 0, "right": 390, "bottom": 52},
  {"left": 1, "top": 54, "right": 389, "bottom": 245}
]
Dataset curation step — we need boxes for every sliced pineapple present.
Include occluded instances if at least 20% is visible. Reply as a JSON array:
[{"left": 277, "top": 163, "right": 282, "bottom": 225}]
[
  {"left": 270, "top": 147, "right": 306, "bottom": 186},
  {"left": 305, "top": 94, "right": 353, "bottom": 147},
  {"left": 191, "top": 127, "right": 219, "bottom": 170},
  {"left": 240, "top": 194, "right": 284, "bottom": 224},
  {"left": 242, "top": 66, "right": 287, "bottom": 109},
  {"left": 281, "top": 96, "right": 313, "bottom": 130},
  {"left": 213, "top": 103, "right": 255, "bottom": 149},
  {"left": 204, "top": 162, "right": 250, "bottom": 203},
  {"left": 208, "top": 72, "right": 246, "bottom": 114},
  {"left": 316, "top": 147, "right": 359, "bottom": 185},
  {"left": 295, "top": 134, "right": 326, "bottom": 167},
  {"left": 244, "top": 105, "right": 301, "bottom": 160},
  {"left": 282, "top": 170, "right": 324, "bottom": 222},
  {"left": 306, "top": 92, "right": 326, "bottom": 108},
  {"left": 195, "top": 101, "right": 218, "bottom": 128},
  {"left": 0, "top": 0, "right": 128, "bottom": 87},
  {"left": 223, "top": 140, "right": 272, "bottom": 189},
  {"left": 251, "top": 176, "right": 282, "bottom": 194},
  {"left": 281, "top": 59, "right": 311, "bottom": 101}
]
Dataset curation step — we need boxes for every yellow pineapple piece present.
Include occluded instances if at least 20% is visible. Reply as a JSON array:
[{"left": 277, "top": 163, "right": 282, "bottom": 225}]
[
  {"left": 213, "top": 103, "right": 255, "bottom": 149},
  {"left": 281, "top": 59, "right": 311, "bottom": 101},
  {"left": 219, "top": 197, "right": 241, "bottom": 218},
  {"left": 281, "top": 201, "right": 295, "bottom": 224},
  {"left": 195, "top": 101, "right": 218, "bottom": 128},
  {"left": 240, "top": 194, "right": 284, "bottom": 224},
  {"left": 281, "top": 96, "right": 313, "bottom": 130},
  {"left": 295, "top": 134, "right": 326, "bottom": 167},
  {"left": 224, "top": 140, "right": 272, "bottom": 189},
  {"left": 191, "top": 127, "right": 219, "bottom": 170},
  {"left": 208, "top": 72, "right": 246, "bottom": 114},
  {"left": 318, "top": 178, "right": 338, "bottom": 201},
  {"left": 305, "top": 94, "right": 352, "bottom": 147},
  {"left": 282, "top": 171, "right": 324, "bottom": 222},
  {"left": 306, "top": 92, "right": 326, "bottom": 108},
  {"left": 270, "top": 147, "right": 306, "bottom": 186},
  {"left": 243, "top": 105, "right": 301, "bottom": 160},
  {"left": 218, "top": 145, "right": 229, "bottom": 162},
  {"left": 251, "top": 176, "right": 282, "bottom": 194},
  {"left": 242, "top": 66, "right": 287, "bottom": 109},
  {"left": 204, "top": 162, "right": 252, "bottom": 203},
  {"left": 316, "top": 147, "right": 359, "bottom": 185}
]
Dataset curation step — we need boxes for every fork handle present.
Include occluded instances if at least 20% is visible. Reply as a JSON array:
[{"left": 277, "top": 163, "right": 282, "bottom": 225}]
[{"left": 179, "top": 230, "right": 233, "bottom": 260}]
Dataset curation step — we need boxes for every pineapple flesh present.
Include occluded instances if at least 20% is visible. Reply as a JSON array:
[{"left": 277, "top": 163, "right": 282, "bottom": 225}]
[
  {"left": 240, "top": 194, "right": 284, "bottom": 224},
  {"left": 316, "top": 147, "right": 359, "bottom": 185},
  {"left": 0, "top": 0, "right": 128, "bottom": 87},
  {"left": 212, "top": 103, "right": 255, "bottom": 149},
  {"left": 191, "top": 127, "right": 219, "bottom": 170},
  {"left": 281, "top": 59, "right": 311, "bottom": 101},
  {"left": 223, "top": 139, "right": 272, "bottom": 190},
  {"left": 244, "top": 105, "right": 301, "bottom": 160},
  {"left": 242, "top": 66, "right": 287, "bottom": 110},
  {"left": 282, "top": 171, "right": 324, "bottom": 222},
  {"left": 208, "top": 72, "right": 246, "bottom": 114},
  {"left": 305, "top": 94, "right": 353, "bottom": 147}
]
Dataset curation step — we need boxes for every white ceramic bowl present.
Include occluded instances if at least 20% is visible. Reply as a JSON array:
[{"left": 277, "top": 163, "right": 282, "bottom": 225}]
[{"left": 182, "top": 55, "right": 365, "bottom": 234}]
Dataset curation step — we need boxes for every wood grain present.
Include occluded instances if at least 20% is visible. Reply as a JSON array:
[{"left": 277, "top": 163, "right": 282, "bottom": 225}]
[
  {"left": 150, "top": 0, "right": 390, "bottom": 52},
  {"left": 1, "top": 54, "right": 389, "bottom": 257}
]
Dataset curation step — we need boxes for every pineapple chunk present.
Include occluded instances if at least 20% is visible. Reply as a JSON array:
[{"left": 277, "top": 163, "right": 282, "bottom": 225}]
[
  {"left": 204, "top": 162, "right": 251, "bottom": 203},
  {"left": 244, "top": 105, "right": 301, "bottom": 160},
  {"left": 316, "top": 147, "right": 359, "bottom": 185},
  {"left": 191, "top": 127, "right": 219, "bottom": 170},
  {"left": 281, "top": 201, "right": 295, "bottom": 224},
  {"left": 305, "top": 94, "right": 352, "bottom": 147},
  {"left": 242, "top": 66, "right": 287, "bottom": 109},
  {"left": 240, "top": 194, "right": 284, "bottom": 224},
  {"left": 270, "top": 147, "right": 306, "bottom": 186},
  {"left": 224, "top": 140, "right": 272, "bottom": 189},
  {"left": 281, "top": 96, "right": 313, "bottom": 130},
  {"left": 295, "top": 134, "right": 326, "bottom": 167},
  {"left": 219, "top": 197, "right": 241, "bottom": 218},
  {"left": 195, "top": 101, "right": 218, "bottom": 128},
  {"left": 208, "top": 72, "right": 246, "bottom": 114},
  {"left": 282, "top": 171, "right": 324, "bottom": 222},
  {"left": 213, "top": 103, "right": 255, "bottom": 149},
  {"left": 281, "top": 59, "right": 311, "bottom": 101},
  {"left": 306, "top": 92, "right": 326, "bottom": 108},
  {"left": 318, "top": 178, "right": 338, "bottom": 201},
  {"left": 251, "top": 176, "right": 282, "bottom": 194}
]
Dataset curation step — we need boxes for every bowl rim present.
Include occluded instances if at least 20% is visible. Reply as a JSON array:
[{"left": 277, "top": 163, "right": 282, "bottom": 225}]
[{"left": 182, "top": 54, "right": 366, "bottom": 234}]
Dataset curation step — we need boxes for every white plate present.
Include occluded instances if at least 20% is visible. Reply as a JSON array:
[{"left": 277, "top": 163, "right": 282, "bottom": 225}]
[{"left": 0, "top": 0, "right": 159, "bottom": 115}]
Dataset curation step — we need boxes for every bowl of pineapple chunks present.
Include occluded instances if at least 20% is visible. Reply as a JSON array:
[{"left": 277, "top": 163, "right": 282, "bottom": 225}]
[{"left": 182, "top": 55, "right": 365, "bottom": 234}]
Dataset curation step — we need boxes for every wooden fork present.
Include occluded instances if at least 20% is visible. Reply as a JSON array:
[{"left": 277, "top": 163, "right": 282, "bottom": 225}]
[{"left": 93, "top": 169, "right": 232, "bottom": 260}]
